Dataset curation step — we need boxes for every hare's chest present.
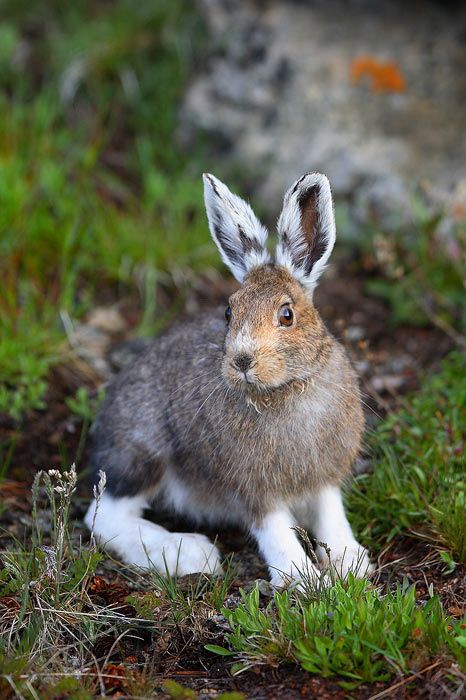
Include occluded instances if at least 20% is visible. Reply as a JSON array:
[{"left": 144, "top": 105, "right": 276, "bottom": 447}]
[
  {"left": 247, "top": 392, "right": 330, "bottom": 451},
  {"left": 221, "top": 397, "right": 330, "bottom": 479}
]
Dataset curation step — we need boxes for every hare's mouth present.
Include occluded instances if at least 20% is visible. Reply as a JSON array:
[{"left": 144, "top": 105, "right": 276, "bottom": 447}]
[
  {"left": 223, "top": 361, "right": 285, "bottom": 394},
  {"left": 229, "top": 366, "right": 259, "bottom": 387},
  {"left": 239, "top": 368, "right": 256, "bottom": 385}
]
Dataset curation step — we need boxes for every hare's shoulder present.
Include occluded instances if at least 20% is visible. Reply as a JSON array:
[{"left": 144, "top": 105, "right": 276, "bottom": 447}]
[
  {"left": 109, "top": 311, "right": 226, "bottom": 387},
  {"left": 92, "top": 311, "right": 226, "bottom": 431},
  {"left": 145, "top": 311, "right": 225, "bottom": 363}
]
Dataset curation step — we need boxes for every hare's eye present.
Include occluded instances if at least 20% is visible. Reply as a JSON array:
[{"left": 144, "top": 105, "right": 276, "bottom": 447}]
[
  {"left": 279, "top": 305, "right": 293, "bottom": 327},
  {"left": 225, "top": 305, "right": 232, "bottom": 323}
]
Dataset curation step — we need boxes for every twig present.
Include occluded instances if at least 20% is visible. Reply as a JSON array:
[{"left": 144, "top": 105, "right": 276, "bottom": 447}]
[
  {"left": 417, "top": 297, "right": 464, "bottom": 347},
  {"left": 367, "top": 660, "right": 443, "bottom": 700}
]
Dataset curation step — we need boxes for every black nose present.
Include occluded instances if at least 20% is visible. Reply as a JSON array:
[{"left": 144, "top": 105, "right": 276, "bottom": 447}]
[{"left": 232, "top": 353, "right": 253, "bottom": 372}]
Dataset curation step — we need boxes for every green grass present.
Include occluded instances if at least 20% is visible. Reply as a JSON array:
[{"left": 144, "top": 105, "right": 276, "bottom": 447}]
[
  {"left": 207, "top": 579, "right": 465, "bottom": 687},
  {"left": 0, "top": 466, "right": 105, "bottom": 695},
  {"left": 0, "top": 102, "right": 214, "bottom": 419},
  {"left": 348, "top": 350, "right": 466, "bottom": 563},
  {"left": 0, "top": 0, "right": 216, "bottom": 421},
  {"left": 0, "top": 466, "right": 242, "bottom": 697}
]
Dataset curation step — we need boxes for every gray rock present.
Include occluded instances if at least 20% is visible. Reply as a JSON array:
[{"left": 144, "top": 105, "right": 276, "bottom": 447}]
[{"left": 180, "top": 0, "right": 466, "bottom": 233}]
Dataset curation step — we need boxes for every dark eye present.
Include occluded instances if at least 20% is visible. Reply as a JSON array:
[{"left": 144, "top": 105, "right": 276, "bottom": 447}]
[
  {"left": 225, "top": 305, "right": 232, "bottom": 323},
  {"left": 279, "top": 305, "right": 293, "bottom": 327}
]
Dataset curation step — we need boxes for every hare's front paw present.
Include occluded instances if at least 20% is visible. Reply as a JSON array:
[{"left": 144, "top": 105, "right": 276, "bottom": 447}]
[
  {"left": 317, "top": 542, "right": 374, "bottom": 579},
  {"left": 159, "top": 533, "right": 223, "bottom": 577},
  {"left": 270, "top": 557, "right": 330, "bottom": 590}
]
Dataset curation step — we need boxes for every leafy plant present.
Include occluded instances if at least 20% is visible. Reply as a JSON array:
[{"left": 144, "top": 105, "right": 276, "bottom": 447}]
[
  {"left": 208, "top": 577, "right": 465, "bottom": 686},
  {"left": 65, "top": 386, "right": 106, "bottom": 422}
]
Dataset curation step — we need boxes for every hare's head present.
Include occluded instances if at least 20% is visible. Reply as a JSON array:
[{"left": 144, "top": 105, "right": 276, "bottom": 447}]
[{"left": 203, "top": 172, "right": 336, "bottom": 393}]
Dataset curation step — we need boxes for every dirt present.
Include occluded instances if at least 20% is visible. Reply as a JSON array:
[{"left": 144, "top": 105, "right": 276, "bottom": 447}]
[{"left": 0, "top": 261, "right": 462, "bottom": 699}]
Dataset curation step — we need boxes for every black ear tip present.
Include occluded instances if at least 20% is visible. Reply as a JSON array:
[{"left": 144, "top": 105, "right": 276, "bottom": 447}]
[{"left": 203, "top": 173, "right": 222, "bottom": 199}]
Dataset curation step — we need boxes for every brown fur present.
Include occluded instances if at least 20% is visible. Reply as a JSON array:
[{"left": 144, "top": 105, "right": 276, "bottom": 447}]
[{"left": 90, "top": 263, "right": 364, "bottom": 525}]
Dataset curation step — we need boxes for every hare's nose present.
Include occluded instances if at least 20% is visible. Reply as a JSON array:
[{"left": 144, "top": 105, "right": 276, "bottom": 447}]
[{"left": 232, "top": 353, "right": 254, "bottom": 372}]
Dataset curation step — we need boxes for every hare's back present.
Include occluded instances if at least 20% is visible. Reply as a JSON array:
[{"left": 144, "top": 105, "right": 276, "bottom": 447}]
[{"left": 88, "top": 312, "right": 225, "bottom": 495}]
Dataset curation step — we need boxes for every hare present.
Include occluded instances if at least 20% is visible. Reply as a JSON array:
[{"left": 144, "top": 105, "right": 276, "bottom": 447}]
[{"left": 84, "top": 172, "right": 372, "bottom": 587}]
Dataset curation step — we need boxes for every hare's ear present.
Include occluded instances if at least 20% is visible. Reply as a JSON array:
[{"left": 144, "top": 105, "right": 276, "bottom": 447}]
[
  {"left": 276, "top": 173, "right": 336, "bottom": 294},
  {"left": 203, "top": 173, "right": 271, "bottom": 282}
]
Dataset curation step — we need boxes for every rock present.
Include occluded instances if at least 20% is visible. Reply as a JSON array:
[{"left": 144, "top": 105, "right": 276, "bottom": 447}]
[
  {"left": 371, "top": 374, "right": 405, "bottom": 393},
  {"left": 345, "top": 325, "right": 365, "bottom": 342},
  {"left": 353, "top": 174, "right": 414, "bottom": 231},
  {"left": 86, "top": 306, "right": 127, "bottom": 335},
  {"left": 181, "top": 0, "right": 466, "bottom": 232}
]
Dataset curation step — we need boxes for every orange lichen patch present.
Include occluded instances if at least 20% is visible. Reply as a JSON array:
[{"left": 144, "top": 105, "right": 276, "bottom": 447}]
[{"left": 350, "top": 55, "right": 406, "bottom": 92}]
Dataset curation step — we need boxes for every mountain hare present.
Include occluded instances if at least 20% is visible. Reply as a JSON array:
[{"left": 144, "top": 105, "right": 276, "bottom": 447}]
[{"left": 85, "top": 172, "right": 372, "bottom": 587}]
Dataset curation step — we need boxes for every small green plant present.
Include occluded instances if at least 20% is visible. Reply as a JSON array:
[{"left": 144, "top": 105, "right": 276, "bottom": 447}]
[
  {"left": 208, "top": 577, "right": 465, "bottom": 687},
  {"left": 0, "top": 346, "right": 49, "bottom": 420},
  {"left": 364, "top": 203, "right": 466, "bottom": 333},
  {"left": 65, "top": 386, "right": 106, "bottom": 421},
  {"left": 348, "top": 350, "right": 466, "bottom": 561},
  {"left": 128, "top": 553, "right": 235, "bottom": 627}
]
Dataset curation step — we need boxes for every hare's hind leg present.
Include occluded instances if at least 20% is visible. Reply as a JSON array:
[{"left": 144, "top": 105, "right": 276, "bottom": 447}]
[
  {"left": 298, "top": 485, "right": 373, "bottom": 578},
  {"left": 84, "top": 492, "right": 222, "bottom": 576}
]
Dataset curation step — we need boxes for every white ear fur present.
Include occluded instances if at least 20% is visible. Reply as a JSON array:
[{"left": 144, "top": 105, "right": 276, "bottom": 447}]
[
  {"left": 203, "top": 173, "right": 271, "bottom": 282},
  {"left": 275, "top": 172, "right": 336, "bottom": 294}
]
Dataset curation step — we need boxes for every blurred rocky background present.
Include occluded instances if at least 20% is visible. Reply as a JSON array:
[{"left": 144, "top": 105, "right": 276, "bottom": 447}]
[{"left": 181, "top": 0, "right": 466, "bottom": 235}]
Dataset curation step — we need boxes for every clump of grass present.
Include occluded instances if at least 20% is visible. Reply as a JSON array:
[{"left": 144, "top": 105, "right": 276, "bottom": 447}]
[
  {"left": 0, "top": 465, "right": 239, "bottom": 696},
  {"left": 364, "top": 204, "right": 465, "bottom": 334},
  {"left": 164, "top": 679, "right": 245, "bottom": 700},
  {"left": 347, "top": 350, "right": 466, "bottom": 563},
  {"left": 127, "top": 553, "right": 236, "bottom": 639},
  {"left": 0, "top": 466, "right": 125, "bottom": 696},
  {"left": 208, "top": 577, "right": 465, "bottom": 687},
  {"left": 1, "top": 467, "right": 101, "bottom": 654}
]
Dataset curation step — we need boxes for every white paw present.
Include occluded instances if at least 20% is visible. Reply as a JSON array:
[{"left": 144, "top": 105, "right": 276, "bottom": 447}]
[
  {"left": 145, "top": 532, "right": 223, "bottom": 577},
  {"left": 317, "top": 542, "right": 374, "bottom": 578},
  {"left": 88, "top": 499, "right": 224, "bottom": 577},
  {"left": 269, "top": 556, "right": 330, "bottom": 590}
]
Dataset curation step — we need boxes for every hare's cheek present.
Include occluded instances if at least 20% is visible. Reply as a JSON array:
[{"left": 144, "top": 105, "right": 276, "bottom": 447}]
[{"left": 256, "top": 353, "right": 287, "bottom": 387}]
